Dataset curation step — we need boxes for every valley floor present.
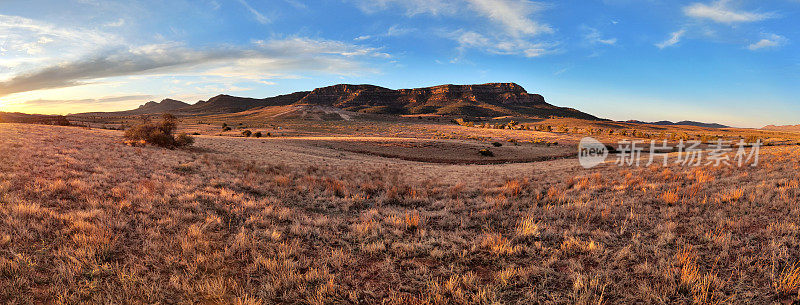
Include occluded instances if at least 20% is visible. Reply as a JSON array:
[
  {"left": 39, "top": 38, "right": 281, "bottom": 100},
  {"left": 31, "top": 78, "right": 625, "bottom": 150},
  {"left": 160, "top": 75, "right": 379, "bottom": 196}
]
[{"left": 1, "top": 123, "right": 799, "bottom": 304}]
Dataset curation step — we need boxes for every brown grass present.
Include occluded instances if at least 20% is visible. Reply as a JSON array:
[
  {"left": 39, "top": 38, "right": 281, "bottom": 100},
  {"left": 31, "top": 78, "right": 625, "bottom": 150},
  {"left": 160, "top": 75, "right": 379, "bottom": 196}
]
[{"left": 1, "top": 123, "right": 799, "bottom": 304}]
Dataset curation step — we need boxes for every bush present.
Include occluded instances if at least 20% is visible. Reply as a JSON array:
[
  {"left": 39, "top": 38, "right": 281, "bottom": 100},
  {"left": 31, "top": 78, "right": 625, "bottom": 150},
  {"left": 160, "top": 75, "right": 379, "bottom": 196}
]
[
  {"left": 223, "top": 126, "right": 232, "bottom": 132},
  {"left": 254, "top": 131, "right": 262, "bottom": 138},
  {"left": 492, "top": 142, "right": 503, "bottom": 147},
  {"left": 242, "top": 130, "right": 252, "bottom": 137},
  {"left": 479, "top": 149, "right": 494, "bottom": 157},
  {"left": 124, "top": 114, "right": 193, "bottom": 149}
]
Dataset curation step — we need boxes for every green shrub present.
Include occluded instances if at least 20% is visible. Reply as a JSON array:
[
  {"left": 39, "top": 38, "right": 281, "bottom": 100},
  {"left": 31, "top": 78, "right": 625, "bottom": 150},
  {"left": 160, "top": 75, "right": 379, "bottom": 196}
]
[{"left": 242, "top": 130, "right": 252, "bottom": 137}]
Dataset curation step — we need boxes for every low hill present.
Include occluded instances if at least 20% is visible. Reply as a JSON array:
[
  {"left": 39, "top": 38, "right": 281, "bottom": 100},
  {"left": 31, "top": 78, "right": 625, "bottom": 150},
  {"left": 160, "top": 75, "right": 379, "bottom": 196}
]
[
  {"left": 625, "top": 120, "right": 730, "bottom": 129},
  {"left": 0, "top": 112, "right": 71, "bottom": 125}
]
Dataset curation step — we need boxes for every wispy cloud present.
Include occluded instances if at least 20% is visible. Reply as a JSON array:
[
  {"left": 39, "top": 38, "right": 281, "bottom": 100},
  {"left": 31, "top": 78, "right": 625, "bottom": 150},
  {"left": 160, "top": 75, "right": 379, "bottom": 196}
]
[
  {"left": 237, "top": 0, "right": 270, "bottom": 24},
  {"left": 16, "top": 95, "right": 154, "bottom": 107},
  {"left": 352, "top": 0, "right": 551, "bottom": 37},
  {"left": 104, "top": 18, "right": 125, "bottom": 27},
  {"left": 583, "top": 27, "right": 617, "bottom": 45},
  {"left": 0, "top": 38, "right": 389, "bottom": 97},
  {"left": 684, "top": 0, "right": 773, "bottom": 24},
  {"left": 656, "top": 29, "right": 686, "bottom": 49},
  {"left": 352, "top": 0, "right": 458, "bottom": 16},
  {"left": 464, "top": 0, "right": 552, "bottom": 37},
  {"left": 451, "top": 30, "right": 557, "bottom": 58},
  {"left": 748, "top": 33, "right": 787, "bottom": 50}
]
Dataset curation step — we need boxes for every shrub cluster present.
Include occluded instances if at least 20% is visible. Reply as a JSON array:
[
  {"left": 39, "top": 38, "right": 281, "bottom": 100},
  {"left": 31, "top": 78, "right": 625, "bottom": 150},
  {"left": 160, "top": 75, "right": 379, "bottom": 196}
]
[{"left": 124, "top": 114, "right": 194, "bottom": 148}]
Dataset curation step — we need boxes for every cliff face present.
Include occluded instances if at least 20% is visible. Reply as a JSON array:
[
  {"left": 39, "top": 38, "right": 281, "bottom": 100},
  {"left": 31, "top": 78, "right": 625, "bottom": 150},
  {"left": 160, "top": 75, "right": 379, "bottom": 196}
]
[{"left": 293, "top": 83, "right": 579, "bottom": 118}]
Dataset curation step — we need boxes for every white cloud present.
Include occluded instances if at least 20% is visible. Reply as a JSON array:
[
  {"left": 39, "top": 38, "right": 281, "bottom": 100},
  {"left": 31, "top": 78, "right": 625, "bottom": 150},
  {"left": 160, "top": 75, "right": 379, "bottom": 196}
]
[
  {"left": 464, "top": 0, "right": 552, "bottom": 37},
  {"left": 656, "top": 29, "right": 686, "bottom": 49},
  {"left": 748, "top": 33, "right": 787, "bottom": 50},
  {"left": 353, "top": 0, "right": 551, "bottom": 37},
  {"left": 0, "top": 37, "right": 389, "bottom": 97},
  {"left": 583, "top": 27, "right": 617, "bottom": 45},
  {"left": 684, "top": 0, "right": 773, "bottom": 24},
  {"left": 104, "top": 18, "right": 125, "bottom": 27},
  {"left": 237, "top": 0, "right": 270, "bottom": 24},
  {"left": 352, "top": 0, "right": 458, "bottom": 16},
  {"left": 452, "top": 30, "right": 557, "bottom": 58}
]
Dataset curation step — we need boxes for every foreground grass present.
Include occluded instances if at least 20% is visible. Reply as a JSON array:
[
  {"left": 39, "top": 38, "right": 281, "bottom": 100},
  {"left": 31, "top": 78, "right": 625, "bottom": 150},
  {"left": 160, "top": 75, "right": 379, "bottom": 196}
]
[{"left": 1, "top": 124, "right": 799, "bottom": 304}]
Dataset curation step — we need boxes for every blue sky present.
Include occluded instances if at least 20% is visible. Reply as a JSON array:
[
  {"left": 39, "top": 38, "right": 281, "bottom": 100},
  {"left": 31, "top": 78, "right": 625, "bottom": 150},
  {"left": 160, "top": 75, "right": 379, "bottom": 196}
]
[{"left": 0, "top": 0, "right": 798, "bottom": 127}]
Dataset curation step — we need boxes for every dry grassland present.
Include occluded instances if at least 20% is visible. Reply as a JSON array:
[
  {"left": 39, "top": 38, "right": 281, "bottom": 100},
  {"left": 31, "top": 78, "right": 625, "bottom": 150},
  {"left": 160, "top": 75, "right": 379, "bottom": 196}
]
[{"left": 1, "top": 123, "right": 799, "bottom": 304}]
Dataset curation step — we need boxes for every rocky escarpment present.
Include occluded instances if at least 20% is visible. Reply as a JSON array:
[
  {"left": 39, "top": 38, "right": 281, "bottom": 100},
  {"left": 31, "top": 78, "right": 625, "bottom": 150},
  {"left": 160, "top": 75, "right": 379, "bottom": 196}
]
[
  {"left": 70, "top": 83, "right": 600, "bottom": 120},
  {"left": 295, "top": 83, "right": 595, "bottom": 119}
]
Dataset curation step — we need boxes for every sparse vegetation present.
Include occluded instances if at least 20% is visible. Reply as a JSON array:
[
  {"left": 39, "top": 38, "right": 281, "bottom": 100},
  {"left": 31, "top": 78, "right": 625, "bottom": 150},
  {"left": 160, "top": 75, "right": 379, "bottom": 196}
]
[
  {"left": 123, "top": 113, "right": 194, "bottom": 148},
  {"left": 2, "top": 122, "right": 799, "bottom": 304}
]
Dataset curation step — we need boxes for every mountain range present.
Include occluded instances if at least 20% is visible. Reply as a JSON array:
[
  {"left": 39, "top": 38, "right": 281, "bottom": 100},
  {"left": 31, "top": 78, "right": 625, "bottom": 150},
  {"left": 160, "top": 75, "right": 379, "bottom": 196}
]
[
  {"left": 73, "top": 83, "right": 599, "bottom": 120},
  {"left": 762, "top": 124, "right": 800, "bottom": 132},
  {"left": 624, "top": 120, "right": 731, "bottom": 129}
]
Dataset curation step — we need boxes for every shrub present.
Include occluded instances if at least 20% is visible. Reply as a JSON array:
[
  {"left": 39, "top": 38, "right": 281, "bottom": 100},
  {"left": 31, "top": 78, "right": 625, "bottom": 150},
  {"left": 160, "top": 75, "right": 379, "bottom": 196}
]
[
  {"left": 479, "top": 149, "right": 494, "bottom": 157},
  {"left": 123, "top": 114, "right": 193, "bottom": 149},
  {"left": 175, "top": 133, "right": 195, "bottom": 147},
  {"left": 242, "top": 130, "right": 252, "bottom": 137},
  {"left": 254, "top": 131, "right": 262, "bottom": 138},
  {"left": 223, "top": 126, "right": 232, "bottom": 132},
  {"left": 492, "top": 142, "right": 503, "bottom": 147}
]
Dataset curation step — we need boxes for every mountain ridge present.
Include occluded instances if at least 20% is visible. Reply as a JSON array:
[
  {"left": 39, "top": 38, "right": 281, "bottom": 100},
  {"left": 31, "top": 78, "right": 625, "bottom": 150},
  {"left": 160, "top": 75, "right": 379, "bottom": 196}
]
[{"left": 72, "top": 83, "right": 599, "bottom": 120}]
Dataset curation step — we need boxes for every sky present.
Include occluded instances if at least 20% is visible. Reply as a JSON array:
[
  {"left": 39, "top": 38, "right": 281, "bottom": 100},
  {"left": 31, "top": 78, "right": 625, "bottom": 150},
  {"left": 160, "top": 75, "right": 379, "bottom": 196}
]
[{"left": 0, "top": 0, "right": 798, "bottom": 128}]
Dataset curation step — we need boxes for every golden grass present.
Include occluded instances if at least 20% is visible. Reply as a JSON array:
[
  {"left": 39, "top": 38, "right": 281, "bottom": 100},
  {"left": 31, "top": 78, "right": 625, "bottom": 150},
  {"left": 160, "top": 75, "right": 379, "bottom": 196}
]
[
  {"left": 775, "top": 262, "right": 800, "bottom": 297},
  {"left": 1, "top": 123, "right": 799, "bottom": 304}
]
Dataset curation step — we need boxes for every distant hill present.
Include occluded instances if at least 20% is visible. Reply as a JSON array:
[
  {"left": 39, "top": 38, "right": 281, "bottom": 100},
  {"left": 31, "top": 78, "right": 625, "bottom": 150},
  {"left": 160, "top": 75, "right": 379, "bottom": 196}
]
[
  {"left": 178, "top": 92, "right": 310, "bottom": 114},
  {"left": 0, "top": 112, "right": 71, "bottom": 125},
  {"left": 762, "top": 124, "right": 800, "bottom": 132},
  {"left": 625, "top": 120, "right": 730, "bottom": 129},
  {"left": 75, "top": 99, "right": 190, "bottom": 116},
  {"left": 70, "top": 83, "right": 599, "bottom": 120}
]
